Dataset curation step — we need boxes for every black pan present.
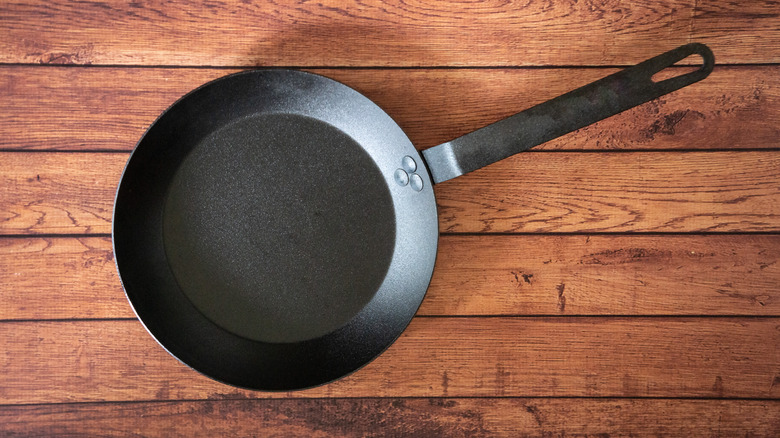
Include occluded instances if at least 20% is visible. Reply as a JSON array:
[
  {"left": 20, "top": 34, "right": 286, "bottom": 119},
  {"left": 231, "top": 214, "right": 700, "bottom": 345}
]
[{"left": 113, "top": 43, "right": 714, "bottom": 390}]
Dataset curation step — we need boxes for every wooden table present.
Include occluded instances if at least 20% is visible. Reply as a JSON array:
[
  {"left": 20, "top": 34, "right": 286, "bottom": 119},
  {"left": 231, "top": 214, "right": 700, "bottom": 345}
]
[{"left": 2, "top": 0, "right": 779, "bottom": 435}]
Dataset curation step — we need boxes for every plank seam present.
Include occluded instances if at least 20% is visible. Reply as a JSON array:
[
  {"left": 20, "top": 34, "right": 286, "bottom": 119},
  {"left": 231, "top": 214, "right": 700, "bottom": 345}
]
[
  {"left": 439, "top": 231, "right": 780, "bottom": 236},
  {"left": 0, "top": 233, "right": 112, "bottom": 238},
  {"left": 3, "top": 148, "right": 780, "bottom": 154},
  {"left": 2, "top": 396, "right": 779, "bottom": 409},
  {"left": 3, "top": 232, "right": 780, "bottom": 239},
  {"left": 3, "top": 316, "right": 780, "bottom": 323},
  {"left": 0, "top": 63, "right": 779, "bottom": 69}
]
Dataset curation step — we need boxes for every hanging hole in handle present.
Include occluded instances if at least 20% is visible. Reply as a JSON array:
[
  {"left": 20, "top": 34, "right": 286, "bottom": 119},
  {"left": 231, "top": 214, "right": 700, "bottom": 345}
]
[{"left": 651, "top": 53, "right": 706, "bottom": 83}]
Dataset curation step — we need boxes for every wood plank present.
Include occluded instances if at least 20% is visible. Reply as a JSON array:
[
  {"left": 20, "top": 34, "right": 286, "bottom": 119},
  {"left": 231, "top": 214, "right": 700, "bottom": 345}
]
[
  {"left": 0, "top": 237, "right": 126, "bottom": 320},
  {"left": 426, "top": 234, "right": 780, "bottom": 316},
  {"left": 3, "top": 151, "right": 779, "bottom": 235},
  {"left": 0, "top": 153, "right": 121, "bottom": 235},
  {"left": 3, "top": 235, "right": 779, "bottom": 320},
  {"left": 0, "top": 318, "right": 777, "bottom": 403},
  {"left": 1, "top": 66, "right": 777, "bottom": 151},
  {"left": 692, "top": 0, "right": 780, "bottom": 64},
  {"left": 436, "top": 151, "right": 780, "bottom": 233},
  {"left": 0, "top": 67, "right": 235, "bottom": 151},
  {"left": 0, "top": 0, "right": 777, "bottom": 66},
  {"left": 2, "top": 398, "right": 779, "bottom": 436}
]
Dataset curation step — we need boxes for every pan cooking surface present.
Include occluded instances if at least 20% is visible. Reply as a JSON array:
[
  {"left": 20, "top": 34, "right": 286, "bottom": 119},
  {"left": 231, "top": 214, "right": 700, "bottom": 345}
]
[{"left": 162, "top": 113, "right": 396, "bottom": 343}]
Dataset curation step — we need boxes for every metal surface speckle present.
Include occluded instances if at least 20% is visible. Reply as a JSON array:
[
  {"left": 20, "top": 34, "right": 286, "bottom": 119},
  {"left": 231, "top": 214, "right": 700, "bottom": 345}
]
[{"left": 163, "top": 114, "right": 396, "bottom": 344}]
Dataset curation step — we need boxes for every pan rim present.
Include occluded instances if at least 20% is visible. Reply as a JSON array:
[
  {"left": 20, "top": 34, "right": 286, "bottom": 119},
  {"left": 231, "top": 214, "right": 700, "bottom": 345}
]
[{"left": 112, "top": 68, "right": 440, "bottom": 391}]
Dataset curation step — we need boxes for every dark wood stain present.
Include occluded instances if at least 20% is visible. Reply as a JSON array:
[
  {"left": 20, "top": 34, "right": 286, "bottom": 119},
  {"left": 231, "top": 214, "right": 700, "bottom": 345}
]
[{"left": 556, "top": 283, "right": 567, "bottom": 313}]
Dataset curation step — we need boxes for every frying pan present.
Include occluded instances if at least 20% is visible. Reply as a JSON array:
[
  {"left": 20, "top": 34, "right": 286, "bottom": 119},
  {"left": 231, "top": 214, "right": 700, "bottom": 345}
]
[{"left": 114, "top": 43, "right": 714, "bottom": 390}]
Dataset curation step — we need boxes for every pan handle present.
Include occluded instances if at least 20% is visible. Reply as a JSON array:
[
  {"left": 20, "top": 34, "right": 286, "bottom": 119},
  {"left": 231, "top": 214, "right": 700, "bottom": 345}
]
[{"left": 422, "top": 43, "right": 715, "bottom": 184}]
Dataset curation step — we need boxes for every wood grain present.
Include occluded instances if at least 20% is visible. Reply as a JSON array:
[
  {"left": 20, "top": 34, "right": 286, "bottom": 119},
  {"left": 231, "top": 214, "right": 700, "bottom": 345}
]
[
  {"left": 692, "top": 0, "right": 780, "bottom": 64},
  {"left": 4, "top": 151, "right": 779, "bottom": 235},
  {"left": 0, "top": 153, "right": 122, "bottom": 234},
  {"left": 427, "top": 234, "right": 780, "bottom": 316},
  {"left": 2, "top": 235, "right": 779, "bottom": 320},
  {"left": 0, "top": 0, "right": 778, "bottom": 66},
  {"left": 435, "top": 151, "right": 780, "bottom": 233},
  {"left": 1, "top": 66, "right": 778, "bottom": 152},
  {"left": 0, "top": 237, "right": 125, "bottom": 320},
  {"left": 1, "top": 0, "right": 777, "bottom": 433},
  {"left": 2, "top": 398, "right": 779, "bottom": 437},
  {"left": 0, "top": 318, "right": 778, "bottom": 403}
]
